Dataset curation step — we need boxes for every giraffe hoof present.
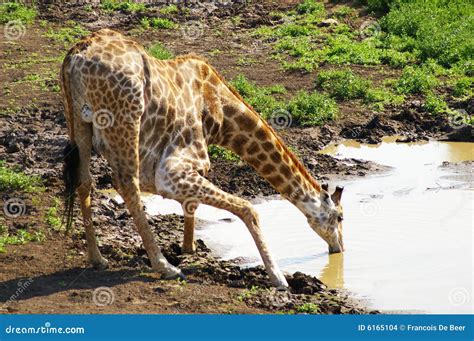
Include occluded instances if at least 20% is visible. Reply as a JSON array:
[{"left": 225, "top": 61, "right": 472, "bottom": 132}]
[
  {"left": 89, "top": 257, "right": 109, "bottom": 270},
  {"left": 162, "top": 266, "right": 185, "bottom": 280}
]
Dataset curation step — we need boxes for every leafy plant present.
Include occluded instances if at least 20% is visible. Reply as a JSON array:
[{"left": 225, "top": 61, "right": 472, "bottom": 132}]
[
  {"left": 230, "top": 74, "right": 286, "bottom": 119},
  {"left": 315, "top": 69, "right": 371, "bottom": 100},
  {"left": 0, "top": 161, "right": 43, "bottom": 192},
  {"left": 147, "top": 42, "right": 174, "bottom": 60},
  {"left": 287, "top": 91, "right": 339, "bottom": 126},
  {"left": 159, "top": 5, "right": 178, "bottom": 15},
  {"left": 394, "top": 65, "right": 438, "bottom": 94},
  {"left": 0, "top": 2, "right": 37, "bottom": 25},
  {"left": 296, "top": 302, "right": 321, "bottom": 314},
  {"left": 208, "top": 145, "right": 240, "bottom": 162},
  {"left": 100, "top": 1, "right": 146, "bottom": 13}
]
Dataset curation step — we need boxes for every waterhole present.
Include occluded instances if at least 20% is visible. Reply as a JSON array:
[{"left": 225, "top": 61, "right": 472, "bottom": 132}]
[{"left": 109, "top": 138, "right": 473, "bottom": 313}]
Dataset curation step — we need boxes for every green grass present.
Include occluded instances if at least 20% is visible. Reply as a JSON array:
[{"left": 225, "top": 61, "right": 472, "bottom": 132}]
[
  {"left": 208, "top": 145, "right": 240, "bottom": 162},
  {"left": 451, "top": 77, "right": 473, "bottom": 98},
  {"left": 394, "top": 65, "right": 439, "bottom": 95},
  {"left": 100, "top": 1, "right": 146, "bottom": 13},
  {"left": 315, "top": 69, "right": 371, "bottom": 100},
  {"left": 159, "top": 5, "right": 179, "bottom": 15},
  {"left": 296, "top": 302, "right": 321, "bottom": 314},
  {"left": 287, "top": 91, "right": 339, "bottom": 126},
  {"left": 147, "top": 42, "right": 174, "bottom": 60},
  {"left": 44, "top": 24, "right": 90, "bottom": 44},
  {"left": 423, "top": 92, "right": 447, "bottom": 115},
  {"left": 230, "top": 74, "right": 338, "bottom": 127},
  {"left": 0, "top": 2, "right": 37, "bottom": 25},
  {"left": 380, "top": 0, "right": 473, "bottom": 68},
  {"left": 230, "top": 74, "right": 286, "bottom": 119},
  {"left": 237, "top": 286, "right": 260, "bottom": 302},
  {"left": 45, "top": 198, "right": 62, "bottom": 231},
  {"left": 0, "top": 161, "right": 43, "bottom": 193},
  {"left": 0, "top": 228, "right": 44, "bottom": 253},
  {"left": 140, "top": 17, "right": 177, "bottom": 30}
]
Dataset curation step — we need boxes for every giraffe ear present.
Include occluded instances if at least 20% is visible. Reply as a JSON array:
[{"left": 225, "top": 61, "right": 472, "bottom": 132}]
[
  {"left": 331, "top": 186, "right": 344, "bottom": 205},
  {"left": 322, "top": 183, "right": 329, "bottom": 192}
]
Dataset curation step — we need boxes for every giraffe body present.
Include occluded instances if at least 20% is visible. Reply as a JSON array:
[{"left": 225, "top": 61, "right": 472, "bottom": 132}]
[{"left": 61, "top": 29, "right": 344, "bottom": 288}]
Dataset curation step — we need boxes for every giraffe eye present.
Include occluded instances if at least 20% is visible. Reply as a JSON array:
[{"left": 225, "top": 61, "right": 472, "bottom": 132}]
[{"left": 337, "top": 214, "right": 343, "bottom": 222}]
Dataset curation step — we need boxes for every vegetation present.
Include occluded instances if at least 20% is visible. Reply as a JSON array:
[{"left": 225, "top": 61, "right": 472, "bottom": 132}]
[
  {"left": 0, "top": 2, "right": 37, "bottom": 25},
  {"left": 296, "top": 302, "right": 321, "bottom": 314},
  {"left": 287, "top": 91, "right": 338, "bottom": 126},
  {"left": 147, "top": 42, "right": 174, "bottom": 60},
  {"left": 315, "top": 69, "right": 370, "bottom": 100},
  {"left": 159, "top": 5, "right": 179, "bottom": 15},
  {"left": 45, "top": 198, "right": 62, "bottom": 231},
  {"left": 394, "top": 66, "right": 438, "bottom": 95},
  {"left": 208, "top": 145, "right": 240, "bottom": 162},
  {"left": 0, "top": 161, "right": 43, "bottom": 193},
  {"left": 44, "top": 23, "right": 90, "bottom": 44},
  {"left": 140, "top": 17, "right": 177, "bottom": 30},
  {"left": 100, "top": 1, "right": 146, "bottom": 13},
  {"left": 0, "top": 227, "right": 44, "bottom": 253},
  {"left": 230, "top": 74, "right": 286, "bottom": 119}
]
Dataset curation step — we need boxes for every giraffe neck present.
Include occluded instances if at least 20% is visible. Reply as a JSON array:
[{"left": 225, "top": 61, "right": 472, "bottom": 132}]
[{"left": 218, "top": 103, "right": 321, "bottom": 213}]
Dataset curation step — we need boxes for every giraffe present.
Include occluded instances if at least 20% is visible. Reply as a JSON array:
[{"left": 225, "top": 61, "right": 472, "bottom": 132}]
[{"left": 61, "top": 29, "right": 344, "bottom": 289}]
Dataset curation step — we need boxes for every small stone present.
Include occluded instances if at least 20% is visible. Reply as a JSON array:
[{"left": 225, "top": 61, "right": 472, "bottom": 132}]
[{"left": 318, "top": 19, "right": 339, "bottom": 27}]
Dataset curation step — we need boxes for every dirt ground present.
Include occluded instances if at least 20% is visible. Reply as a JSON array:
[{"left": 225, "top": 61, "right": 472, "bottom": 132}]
[{"left": 0, "top": 1, "right": 471, "bottom": 314}]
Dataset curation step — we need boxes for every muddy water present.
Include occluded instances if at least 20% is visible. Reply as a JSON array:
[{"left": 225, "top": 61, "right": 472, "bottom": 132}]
[
  {"left": 111, "top": 138, "right": 473, "bottom": 313},
  {"left": 194, "top": 138, "right": 473, "bottom": 314}
]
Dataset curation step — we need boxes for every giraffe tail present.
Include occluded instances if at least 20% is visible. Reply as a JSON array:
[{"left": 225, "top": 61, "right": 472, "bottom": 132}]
[
  {"left": 62, "top": 142, "right": 79, "bottom": 232},
  {"left": 60, "top": 52, "right": 80, "bottom": 232}
]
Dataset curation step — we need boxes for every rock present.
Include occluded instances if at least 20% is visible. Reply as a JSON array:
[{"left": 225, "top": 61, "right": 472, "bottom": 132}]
[
  {"left": 6, "top": 143, "right": 21, "bottom": 153},
  {"left": 318, "top": 19, "right": 339, "bottom": 27}
]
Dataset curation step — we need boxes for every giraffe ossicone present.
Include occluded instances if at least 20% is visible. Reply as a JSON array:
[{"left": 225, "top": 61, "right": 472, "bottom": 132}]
[{"left": 61, "top": 29, "right": 344, "bottom": 288}]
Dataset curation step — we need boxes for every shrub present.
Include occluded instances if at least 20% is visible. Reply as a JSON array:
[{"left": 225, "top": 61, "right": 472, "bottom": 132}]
[
  {"left": 159, "top": 5, "right": 179, "bottom": 15},
  {"left": 230, "top": 75, "right": 286, "bottom": 118},
  {"left": 101, "top": 1, "right": 146, "bottom": 13},
  {"left": 395, "top": 66, "right": 438, "bottom": 94},
  {"left": 0, "top": 161, "right": 43, "bottom": 192},
  {"left": 0, "top": 2, "right": 37, "bottom": 24},
  {"left": 381, "top": 0, "right": 474, "bottom": 67},
  {"left": 149, "top": 17, "right": 177, "bottom": 29},
  {"left": 287, "top": 91, "right": 339, "bottom": 126},
  {"left": 297, "top": 0, "right": 325, "bottom": 16},
  {"left": 315, "top": 69, "right": 371, "bottom": 100},
  {"left": 452, "top": 77, "right": 473, "bottom": 98},
  {"left": 147, "top": 42, "right": 173, "bottom": 60},
  {"left": 208, "top": 145, "right": 240, "bottom": 162},
  {"left": 423, "top": 92, "right": 447, "bottom": 114}
]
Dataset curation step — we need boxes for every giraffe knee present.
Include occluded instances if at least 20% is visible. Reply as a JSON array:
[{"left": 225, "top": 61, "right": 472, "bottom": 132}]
[
  {"left": 77, "top": 178, "right": 92, "bottom": 198},
  {"left": 239, "top": 204, "right": 260, "bottom": 227}
]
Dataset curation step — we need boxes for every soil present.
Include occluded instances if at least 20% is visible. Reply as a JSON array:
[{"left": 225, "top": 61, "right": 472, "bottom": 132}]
[{"left": 0, "top": 0, "right": 471, "bottom": 315}]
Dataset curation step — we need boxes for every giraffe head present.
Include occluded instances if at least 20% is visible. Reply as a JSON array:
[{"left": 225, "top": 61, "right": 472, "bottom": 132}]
[{"left": 306, "top": 184, "right": 344, "bottom": 254}]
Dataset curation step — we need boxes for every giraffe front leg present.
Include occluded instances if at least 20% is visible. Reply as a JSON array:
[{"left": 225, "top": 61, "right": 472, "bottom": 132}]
[
  {"left": 181, "top": 205, "right": 197, "bottom": 254},
  {"left": 165, "top": 169, "right": 288, "bottom": 289}
]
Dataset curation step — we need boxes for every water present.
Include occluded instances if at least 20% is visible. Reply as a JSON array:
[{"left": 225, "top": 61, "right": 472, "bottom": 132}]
[{"left": 110, "top": 138, "right": 473, "bottom": 313}]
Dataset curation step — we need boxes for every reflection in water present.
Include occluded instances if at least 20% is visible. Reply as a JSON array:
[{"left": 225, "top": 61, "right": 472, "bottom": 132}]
[{"left": 320, "top": 253, "right": 344, "bottom": 289}]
